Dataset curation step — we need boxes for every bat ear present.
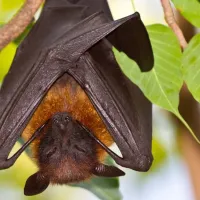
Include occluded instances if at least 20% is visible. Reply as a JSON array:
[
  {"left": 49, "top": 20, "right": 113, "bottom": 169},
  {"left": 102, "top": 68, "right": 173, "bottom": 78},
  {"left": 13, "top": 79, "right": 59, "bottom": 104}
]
[
  {"left": 92, "top": 164, "right": 125, "bottom": 177},
  {"left": 24, "top": 172, "right": 50, "bottom": 196}
]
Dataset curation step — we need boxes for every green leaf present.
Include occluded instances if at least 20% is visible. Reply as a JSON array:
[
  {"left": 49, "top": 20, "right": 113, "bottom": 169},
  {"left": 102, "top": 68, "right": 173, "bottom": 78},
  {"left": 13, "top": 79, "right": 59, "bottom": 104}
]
[
  {"left": 172, "top": 0, "right": 200, "bottom": 28},
  {"left": 0, "top": 0, "right": 25, "bottom": 23},
  {"left": 0, "top": 0, "right": 24, "bottom": 11},
  {"left": 0, "top": 42, "right": 17, "bottom": 83},
  {"left": 114, "top": 24, "right": 199, "bottom": 143},
  {"left": 150, "top": 137, "right": 168, "bottom": 171},
  {"left": 182, "top": 33, "right": 200, "bottom": 102},
  {"left": 73, "top": 177, "right": 121, "bottom": 200}
]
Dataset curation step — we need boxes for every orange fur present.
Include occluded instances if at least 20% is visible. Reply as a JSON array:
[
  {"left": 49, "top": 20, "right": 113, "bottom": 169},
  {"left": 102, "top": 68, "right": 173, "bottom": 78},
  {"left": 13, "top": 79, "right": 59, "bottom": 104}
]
[{"left": 22, "top": 74, "right": 113, "bottom": 163}]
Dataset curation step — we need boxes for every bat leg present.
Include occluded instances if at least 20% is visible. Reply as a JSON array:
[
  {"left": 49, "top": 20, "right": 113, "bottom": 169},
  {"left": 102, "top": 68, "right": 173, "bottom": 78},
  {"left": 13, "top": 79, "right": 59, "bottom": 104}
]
[
  {"left": 92, "top": 163, "right": 125, "bottom": 177},
  {"left": 79, "top": 122, "right": 153, "bottom": 172},
  {"left": 0, "top": 121, "right": 48, "bottom": 170}
]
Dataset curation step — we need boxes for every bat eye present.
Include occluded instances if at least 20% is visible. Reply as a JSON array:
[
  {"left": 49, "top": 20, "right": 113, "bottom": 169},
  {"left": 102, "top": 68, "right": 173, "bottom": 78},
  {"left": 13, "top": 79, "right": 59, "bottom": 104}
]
[
  {"left": 74, "top": 145, "right": 86, "bottom": 153},
  {"left": 64, "top": 116, "right": 70, "bottom": 123},
  {"left": 53, "top": 117, "right": 60, "bottom": 125}
]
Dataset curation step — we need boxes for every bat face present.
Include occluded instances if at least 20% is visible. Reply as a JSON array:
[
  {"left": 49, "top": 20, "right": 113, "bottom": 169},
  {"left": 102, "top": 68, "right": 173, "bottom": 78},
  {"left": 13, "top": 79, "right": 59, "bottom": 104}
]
[
  {"left": 24, "top": 112, "right": 125, "bottom": 196},
  {"left": 38, "top": 112, "right": 98, "bottom": 184},
  {"left": 39, "top": 113, "right": 97, "bottom": 165}
]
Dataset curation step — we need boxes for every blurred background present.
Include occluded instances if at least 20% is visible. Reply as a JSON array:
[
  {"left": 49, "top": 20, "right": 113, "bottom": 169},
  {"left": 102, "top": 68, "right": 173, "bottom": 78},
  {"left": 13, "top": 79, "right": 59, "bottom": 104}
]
[{"left": 0, "top": 0, "right": 199, "bottom": 199}]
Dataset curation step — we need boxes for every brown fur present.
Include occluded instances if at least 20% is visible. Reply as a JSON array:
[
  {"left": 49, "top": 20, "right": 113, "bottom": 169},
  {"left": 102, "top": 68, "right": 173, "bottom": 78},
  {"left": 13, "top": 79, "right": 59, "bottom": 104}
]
[
  {"left": 41, "top": 156, "right": 96, "bottom": 184},
  {"left": 22, "top": 74, "right": 113, "bottom": 163}
]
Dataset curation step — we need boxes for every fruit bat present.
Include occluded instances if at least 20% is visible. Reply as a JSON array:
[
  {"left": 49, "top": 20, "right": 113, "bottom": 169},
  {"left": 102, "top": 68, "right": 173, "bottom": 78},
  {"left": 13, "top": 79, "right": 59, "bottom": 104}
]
[
  {"left": 0, "top": 0, "right": 154, "bottom": 193},
  {"left": 24, "top": 111, "right": 125, "bottom": 196}
]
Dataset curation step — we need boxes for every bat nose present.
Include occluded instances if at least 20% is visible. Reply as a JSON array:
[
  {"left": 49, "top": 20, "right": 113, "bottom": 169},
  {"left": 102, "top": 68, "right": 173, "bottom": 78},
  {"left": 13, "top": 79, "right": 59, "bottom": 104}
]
[{"left": 59, "top": 124, "right": 66, "bottom": 131}]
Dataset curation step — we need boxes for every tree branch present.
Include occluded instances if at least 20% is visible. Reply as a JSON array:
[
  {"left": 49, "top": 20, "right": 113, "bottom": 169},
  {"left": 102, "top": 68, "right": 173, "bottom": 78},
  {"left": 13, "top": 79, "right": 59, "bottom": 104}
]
[
  {"left": 160, "top": 0, "right": 187, "bottom": 49},
  {"left": 0, "top": 0, "right": 44, "bottom": 50}
]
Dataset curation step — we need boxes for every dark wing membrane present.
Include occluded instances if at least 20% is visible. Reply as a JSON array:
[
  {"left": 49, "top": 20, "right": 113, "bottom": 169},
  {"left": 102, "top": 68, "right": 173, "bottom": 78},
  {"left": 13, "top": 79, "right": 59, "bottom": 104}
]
[
  {"left": 107, "top": 12, "right": 154, "bottom": 71},
  {"left": 0, "top": 4, "right": 87, "bottom": 139},
  {"left": 88, "top": 39, "right": 152, "bottom": 156},
  {"left": 0, "top": 0, "right": 113, "bottom": 127},
  {"left": 0, "top": 0, "right": 154, "bottom": 171},
  {"left": 73, "top": 0, "right": 113, "bottom": 19},
  {"left": 45, "top": 0, "right": 153, "bottom": 71},
  {"left": 0, "top": 2, "right": 87, "bottom": 157},
  {"left": 70, "top": 40, "right": 152, "bottom": 167},
  {"left": 0, "top": 12, "right": 153, "bottom": 161}
]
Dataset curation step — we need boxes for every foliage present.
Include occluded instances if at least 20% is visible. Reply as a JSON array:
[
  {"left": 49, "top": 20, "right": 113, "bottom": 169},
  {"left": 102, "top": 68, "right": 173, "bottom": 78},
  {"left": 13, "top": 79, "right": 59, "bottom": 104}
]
[
  {"left": 172, "top": 0, "right": 200, "bottom": 27},
  {"left": 0, "top": 0, "right": 24, "bottom": 23},
  {"left": 0, "top": 43, "right": 16, "bottom": 83},
  {"left": 114, "top": 24, "right": 198, "bottom": 142}
]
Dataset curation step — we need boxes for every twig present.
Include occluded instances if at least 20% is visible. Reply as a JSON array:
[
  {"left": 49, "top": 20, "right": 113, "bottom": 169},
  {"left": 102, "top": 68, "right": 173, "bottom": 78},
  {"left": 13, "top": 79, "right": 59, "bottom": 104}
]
[
  {"left": 160, "top": 0, "right": 187, "bottom": 49},
  {"left": 0, "top": 0, "right": 44, "bottom": 50},
  {"left": 131, "top": 0, "right": 136, "bottom": 12}
]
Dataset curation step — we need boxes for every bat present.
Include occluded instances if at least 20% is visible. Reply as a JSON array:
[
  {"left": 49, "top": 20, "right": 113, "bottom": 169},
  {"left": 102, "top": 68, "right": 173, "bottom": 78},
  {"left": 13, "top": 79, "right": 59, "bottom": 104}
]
[
  {"left": 0, "top": 0, "right": 154, "bottom": 191},
  {"left": 23, "top": 73, "right": 126, "bottom": 195},
  {"left": 24, "top": 111, "right": 125, "bottom": 196},
  {"left": 23, "top": 72, "right": 125, "bottom": 196}
]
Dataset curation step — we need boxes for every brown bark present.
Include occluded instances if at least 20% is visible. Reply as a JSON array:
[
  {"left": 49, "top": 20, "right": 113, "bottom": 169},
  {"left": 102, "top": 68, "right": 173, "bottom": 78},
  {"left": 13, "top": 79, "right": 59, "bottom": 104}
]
[
  {"left": 160, "top": 0, "right": 187, "bottom": 49},
  {"left": 0, "top": 0, "right": 44, "bottom": 50}
]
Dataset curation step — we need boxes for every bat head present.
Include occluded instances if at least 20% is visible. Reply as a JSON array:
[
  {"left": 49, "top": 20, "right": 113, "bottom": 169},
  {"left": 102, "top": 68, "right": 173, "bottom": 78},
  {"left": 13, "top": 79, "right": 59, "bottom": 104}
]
[
  {"left": 24, "top": 112, "right": 124, "bottom": 196},
  {"left": 38, "top": 112, "right": 97, "bottom": 166}
]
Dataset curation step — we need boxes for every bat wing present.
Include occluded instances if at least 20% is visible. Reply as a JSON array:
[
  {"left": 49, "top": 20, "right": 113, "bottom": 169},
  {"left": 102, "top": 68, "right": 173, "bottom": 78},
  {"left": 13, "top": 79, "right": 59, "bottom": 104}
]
[
  {"left": 53, "top": 13, "right": 153, "bottom": 170},
  {"left": 0, "top": 1, "right": 88, "bottom": 157},
  {"left": 73, "top": 40, "right": 153, "bottom": 170},
  {"left": 0, "top": 2, "right": 153, "bottom": 171},
  {"left": 107, "top": 13, "right": 154, "bottom": 71},
  {"left": 68, "top": 0, "right": 113, "bottom": 19},
  {"left": 68, "top": 0, "right": 153, "bottom": 71}
]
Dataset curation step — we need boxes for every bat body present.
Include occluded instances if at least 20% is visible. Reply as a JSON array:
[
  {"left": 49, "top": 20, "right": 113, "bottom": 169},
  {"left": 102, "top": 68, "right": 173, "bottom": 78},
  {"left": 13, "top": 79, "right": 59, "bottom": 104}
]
[
  {"left": 0, "top": 0, "right": 154, "bottom": 189},
  {"left": 24, "top": 112, "right": 124, "bottom": 196},
  {"left": 23, "top": 74, "right": 113, "bottom": 161}
]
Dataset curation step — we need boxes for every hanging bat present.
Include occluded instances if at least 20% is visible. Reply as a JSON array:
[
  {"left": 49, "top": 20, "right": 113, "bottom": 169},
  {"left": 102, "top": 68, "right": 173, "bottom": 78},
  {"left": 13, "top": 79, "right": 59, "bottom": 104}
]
[{"left": 0, "top": 0, "right": 154, "bottom": 194}]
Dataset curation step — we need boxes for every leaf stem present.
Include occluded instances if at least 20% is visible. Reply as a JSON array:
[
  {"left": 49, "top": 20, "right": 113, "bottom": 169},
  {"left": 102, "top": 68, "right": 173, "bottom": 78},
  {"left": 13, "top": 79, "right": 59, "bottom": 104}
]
[
  {"left": 175, "top": 112, "right": 200, "bottom": 144},
  {"left": 160, "top": 0, "right": 187, "bottom": 50},
  {"left": 131, "top": 0, "right": 136, "bottom": 12}
]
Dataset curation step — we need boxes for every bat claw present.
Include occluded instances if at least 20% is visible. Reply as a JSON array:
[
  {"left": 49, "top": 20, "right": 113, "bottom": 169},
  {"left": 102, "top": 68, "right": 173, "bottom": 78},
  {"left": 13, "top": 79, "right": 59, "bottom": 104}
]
[{"left": 92, "top": 163, "right": 125, "bottom": 177}]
